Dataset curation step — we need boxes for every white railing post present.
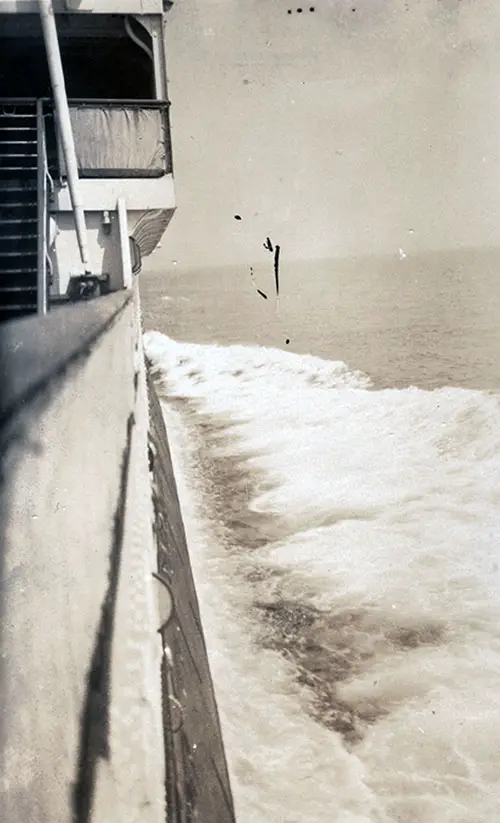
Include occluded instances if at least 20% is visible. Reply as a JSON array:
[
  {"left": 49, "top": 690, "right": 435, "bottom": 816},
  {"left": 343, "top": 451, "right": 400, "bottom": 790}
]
[
  {"left": 38, "top": 0, "right": 91, "bottom": 273},
  {"left": 117, "top": 198, "right": 133, "bottom": 290},
  {"left": 36, "top": 100, "right": 48, "bottom": 316}
]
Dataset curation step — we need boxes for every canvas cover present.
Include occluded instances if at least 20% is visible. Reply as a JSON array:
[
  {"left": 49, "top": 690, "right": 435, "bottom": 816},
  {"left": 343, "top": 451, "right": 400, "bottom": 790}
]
[{"left": 68, "top": 105, "right": 169, "bottom": 178}]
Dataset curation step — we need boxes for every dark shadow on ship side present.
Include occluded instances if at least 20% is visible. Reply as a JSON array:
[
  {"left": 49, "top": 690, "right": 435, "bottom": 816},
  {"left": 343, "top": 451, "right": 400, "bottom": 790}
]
[{"left": 147, "top": 368, "right": 237, "bottom": 823}]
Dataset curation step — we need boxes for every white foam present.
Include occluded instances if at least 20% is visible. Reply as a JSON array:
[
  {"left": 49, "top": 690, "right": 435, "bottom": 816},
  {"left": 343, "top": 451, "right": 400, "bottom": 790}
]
[{"left": 145, "top": 331, "right": 500, "bottom": 822}]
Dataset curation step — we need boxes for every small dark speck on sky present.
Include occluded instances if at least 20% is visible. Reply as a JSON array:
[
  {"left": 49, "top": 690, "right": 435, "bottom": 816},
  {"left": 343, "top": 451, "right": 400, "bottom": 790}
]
[
  {"left": 285, "top": 339, "right": 290, "bottom": 345},
  {"left": 288, "top": 8, "right": 292, "bottom": 13},
  {"left": 234, "top": 214, "right": 242, "bottom": 220},
  {"left": 297, "top": 7, "right": 303, "bottom": 12}
]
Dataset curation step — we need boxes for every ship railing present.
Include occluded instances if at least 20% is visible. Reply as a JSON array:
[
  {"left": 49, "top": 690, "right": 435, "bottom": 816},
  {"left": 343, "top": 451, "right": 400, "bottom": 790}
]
[
  {"left": 36, "top": 99, "right": 51, "bottom": 316},
  {"left": 0, "top": 97, "right": 52, "bottom": 316},
  {"left": 0, "top": 96, "right": 173, "bottom": 180},
  {"left": 0, "top": 96, "right": 172, "bottom": 306}
]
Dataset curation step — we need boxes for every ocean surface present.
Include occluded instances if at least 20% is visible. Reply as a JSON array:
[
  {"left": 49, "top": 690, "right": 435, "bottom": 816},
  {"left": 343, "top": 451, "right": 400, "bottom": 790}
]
[{"left": 141, "top": 250, "right": 500, "bottom": 823}]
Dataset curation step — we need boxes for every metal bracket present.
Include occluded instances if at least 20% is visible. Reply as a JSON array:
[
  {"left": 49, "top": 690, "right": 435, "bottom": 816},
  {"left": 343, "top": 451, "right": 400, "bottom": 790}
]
[{"left": 67, "top": 273, "right": 110, "bottom": 302}]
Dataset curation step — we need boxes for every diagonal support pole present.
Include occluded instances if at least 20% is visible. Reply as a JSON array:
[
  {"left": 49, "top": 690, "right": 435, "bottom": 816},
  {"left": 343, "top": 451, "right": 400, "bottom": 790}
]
[{"left": 38, "top": 0, "right": 91, "bottom": 273}]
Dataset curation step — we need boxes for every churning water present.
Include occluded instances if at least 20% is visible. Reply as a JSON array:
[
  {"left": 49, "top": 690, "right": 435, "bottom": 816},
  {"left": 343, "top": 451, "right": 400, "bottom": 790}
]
[{"left": 142, "top": 254, "right": 500, "bottom": 822}]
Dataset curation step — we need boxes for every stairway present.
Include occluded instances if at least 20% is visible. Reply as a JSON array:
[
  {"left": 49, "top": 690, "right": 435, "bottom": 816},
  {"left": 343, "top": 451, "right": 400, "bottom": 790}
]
[{"left": 0, "top": 103, "right": 39, "bottom": 322}]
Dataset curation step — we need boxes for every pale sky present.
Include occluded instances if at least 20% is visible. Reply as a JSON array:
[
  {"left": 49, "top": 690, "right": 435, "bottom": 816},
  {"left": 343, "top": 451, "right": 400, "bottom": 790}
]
[{"left": 154, "top": 0, "right": 500, "bottom": 269}]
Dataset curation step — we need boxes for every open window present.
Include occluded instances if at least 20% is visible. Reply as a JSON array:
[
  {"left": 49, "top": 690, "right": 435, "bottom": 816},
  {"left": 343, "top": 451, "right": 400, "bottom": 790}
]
[{"left": 0, "top": 14, "right": 155, "bottom": 99}]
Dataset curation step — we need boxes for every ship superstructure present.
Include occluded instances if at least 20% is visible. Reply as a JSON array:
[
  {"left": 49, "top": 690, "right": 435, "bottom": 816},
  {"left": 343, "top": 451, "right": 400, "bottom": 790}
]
[{"left": 0, "top": 0, "right": 175, "bottom": 321}]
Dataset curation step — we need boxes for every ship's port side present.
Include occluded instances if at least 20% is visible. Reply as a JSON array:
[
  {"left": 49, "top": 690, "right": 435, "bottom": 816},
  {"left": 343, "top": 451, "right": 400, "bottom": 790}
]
[{"left": 0, "top": 9, "right": 175, "bottom": 323}]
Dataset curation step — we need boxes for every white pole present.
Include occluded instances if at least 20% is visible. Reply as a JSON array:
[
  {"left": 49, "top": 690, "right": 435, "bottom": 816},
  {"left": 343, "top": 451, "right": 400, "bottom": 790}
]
[
  {"left": 38, "top": 0, "right": 91, "bottom": 272},
  {"left": 36, "top": 100, "right": 48, "bottom": 315},
  {"left": 117, "top": 198, "right": 133, "bottom": 289}
]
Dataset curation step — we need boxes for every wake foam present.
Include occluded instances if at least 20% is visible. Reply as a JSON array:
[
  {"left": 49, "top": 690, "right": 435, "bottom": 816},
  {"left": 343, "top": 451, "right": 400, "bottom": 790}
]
[{"left": 145, "top": 330, "right": 500, "bottom": 823}]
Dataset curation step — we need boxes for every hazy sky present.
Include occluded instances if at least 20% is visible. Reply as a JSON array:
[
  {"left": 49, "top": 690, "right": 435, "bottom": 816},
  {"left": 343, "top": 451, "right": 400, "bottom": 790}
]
[{"left": 155, "top": 0, "right": 500, "bottom": 269}]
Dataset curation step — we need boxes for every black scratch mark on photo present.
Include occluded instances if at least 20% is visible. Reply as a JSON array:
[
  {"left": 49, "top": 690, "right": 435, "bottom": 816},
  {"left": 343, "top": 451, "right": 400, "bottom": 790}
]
[{"left": 274, "top": 245, "right": 281, "bottom": 298}]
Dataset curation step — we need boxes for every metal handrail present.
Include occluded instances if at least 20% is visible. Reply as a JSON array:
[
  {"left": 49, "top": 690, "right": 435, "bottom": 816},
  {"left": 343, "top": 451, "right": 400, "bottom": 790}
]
[
  {"left": 36, "top": 100, "right": 49, "bottom": 316},
  {"left": 1, "top": 93, "right": 172, "bottom": 187},
  {"left": 0, "top": 97, "right": 170, "bottom": 107},
  {"left": 68, "top": 99, "right": 170, "bottom": 108},
  {"left": 0, "top": 97, "right": 40, "bottom": 105}
]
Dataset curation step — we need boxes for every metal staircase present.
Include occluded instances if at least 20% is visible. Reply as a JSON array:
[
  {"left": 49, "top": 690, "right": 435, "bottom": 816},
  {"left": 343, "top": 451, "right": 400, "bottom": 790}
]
[{"left": 0, "top": 102, "right": 45, "bottom": 323}]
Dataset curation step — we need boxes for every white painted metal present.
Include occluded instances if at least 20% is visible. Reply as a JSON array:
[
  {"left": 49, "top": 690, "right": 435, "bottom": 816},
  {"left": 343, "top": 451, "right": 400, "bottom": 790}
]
[
  {"left": 38, "top": 0, "right": 91, "bottom": 272},
  {"left": 0, "top": 1, "right": 164, "bottom": 12},
  {"left": 63, "top": 0, "right": 163, "bottom": 11},
  {"left": 53, "top": 175, "right": 175, "bottom": 212},
  {"left": 125, "top": 16, "right": 153, "bottom": 61},
  {"left": 117, "top": 197, "right": 133, "bottom": 289},
  {"left": 36, "top": 100, "right": 48, "bottom": 315},
  {"left": 151, "top": 29, "right": 163, "bottom": 100}
]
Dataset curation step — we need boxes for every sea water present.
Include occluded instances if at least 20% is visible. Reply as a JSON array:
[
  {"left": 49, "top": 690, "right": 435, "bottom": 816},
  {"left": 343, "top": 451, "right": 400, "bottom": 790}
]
[{"left": 142, "top": 252, "right": 500, "bottom": 822}]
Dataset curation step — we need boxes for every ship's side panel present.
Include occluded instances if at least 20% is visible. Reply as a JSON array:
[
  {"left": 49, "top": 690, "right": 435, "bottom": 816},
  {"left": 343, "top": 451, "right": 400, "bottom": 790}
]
[
  {"left": 0, "top": 290, "right": 165, "bottom": 823},
  {"left": 148, "top": 373, "right": 238, "bottom": 823},
  {"left": 0, "top": 1, "right": 165, "bottom": 13},
  {"left": 0, "top": 285, "right": 238, "bottom": 822}
]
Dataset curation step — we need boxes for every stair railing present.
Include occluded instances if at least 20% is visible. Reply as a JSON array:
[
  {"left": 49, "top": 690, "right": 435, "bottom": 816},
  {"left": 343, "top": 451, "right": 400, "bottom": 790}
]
[{"left": 36, "top": 99, "right": 49, "bottom": 315}]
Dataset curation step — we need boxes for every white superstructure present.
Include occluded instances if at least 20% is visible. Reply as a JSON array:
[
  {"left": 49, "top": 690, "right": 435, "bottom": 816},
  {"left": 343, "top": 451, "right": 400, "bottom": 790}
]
[{"left": 0, "top": 0, "right": 175, "bottom": 319}]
